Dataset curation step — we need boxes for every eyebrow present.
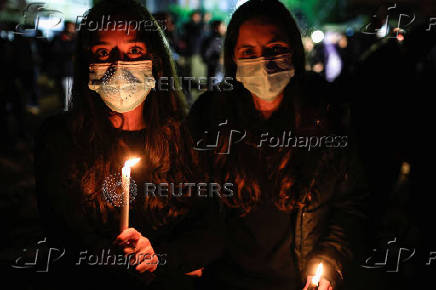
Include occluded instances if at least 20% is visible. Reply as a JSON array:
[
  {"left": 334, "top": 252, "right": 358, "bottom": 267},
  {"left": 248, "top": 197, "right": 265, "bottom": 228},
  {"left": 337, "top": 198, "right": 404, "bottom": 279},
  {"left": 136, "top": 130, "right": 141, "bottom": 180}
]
[
  {"left": 268, "top": 36, "right": 288, "bottom": 43},
  {"left": 237, "top": 44, "right": 254, "bottom": 49},
  {"left": 236, "top": 37, "right": 289, "bottom": 50},
  {"left": 92, "top": 40, "right": 144, "bottom": 46}
]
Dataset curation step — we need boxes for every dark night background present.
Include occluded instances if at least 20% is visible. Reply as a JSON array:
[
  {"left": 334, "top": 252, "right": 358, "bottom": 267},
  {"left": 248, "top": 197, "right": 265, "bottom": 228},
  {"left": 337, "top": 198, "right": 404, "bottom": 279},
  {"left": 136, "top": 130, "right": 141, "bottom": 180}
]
[{"left": 1, "top": 0, "right": 436, "bottom": 289}]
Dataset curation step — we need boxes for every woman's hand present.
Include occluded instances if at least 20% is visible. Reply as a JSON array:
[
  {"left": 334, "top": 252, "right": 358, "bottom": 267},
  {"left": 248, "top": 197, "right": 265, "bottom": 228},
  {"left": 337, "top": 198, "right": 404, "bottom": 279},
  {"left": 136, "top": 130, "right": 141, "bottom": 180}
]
[
  {"left": 114, "top": 228, "right": 159, "bottom": 273},
  {"left": 302, "top": 276, "right": 333, "bottom": 290}
]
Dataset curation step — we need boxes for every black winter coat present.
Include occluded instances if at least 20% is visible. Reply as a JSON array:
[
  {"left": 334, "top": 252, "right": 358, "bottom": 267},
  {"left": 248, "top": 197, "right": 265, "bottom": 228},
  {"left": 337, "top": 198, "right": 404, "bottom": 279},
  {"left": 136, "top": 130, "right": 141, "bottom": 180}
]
[{"left": 187, "top": 74, "right": 368, "bottom": 288}]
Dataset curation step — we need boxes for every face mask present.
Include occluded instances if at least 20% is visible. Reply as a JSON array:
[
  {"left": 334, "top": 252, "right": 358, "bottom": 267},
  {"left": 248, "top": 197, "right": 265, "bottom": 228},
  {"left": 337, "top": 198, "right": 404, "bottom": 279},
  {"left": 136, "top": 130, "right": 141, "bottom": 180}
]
[
  {"left": 236, "top": 54, "right": 295, "bottom": 101},
  {"left": 88, "top": 60, "right": 155, "bottom": 113}
]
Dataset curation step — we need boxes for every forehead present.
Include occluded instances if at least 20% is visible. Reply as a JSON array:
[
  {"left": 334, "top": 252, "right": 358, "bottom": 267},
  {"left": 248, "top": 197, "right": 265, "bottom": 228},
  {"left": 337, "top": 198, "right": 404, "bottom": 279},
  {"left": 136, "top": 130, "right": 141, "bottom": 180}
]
[
  {"left": 92, "top": 29, "right": 142, "bottom": 45},
  {"left": 236, "top": 19, "right": 289, "bottom": 46}
]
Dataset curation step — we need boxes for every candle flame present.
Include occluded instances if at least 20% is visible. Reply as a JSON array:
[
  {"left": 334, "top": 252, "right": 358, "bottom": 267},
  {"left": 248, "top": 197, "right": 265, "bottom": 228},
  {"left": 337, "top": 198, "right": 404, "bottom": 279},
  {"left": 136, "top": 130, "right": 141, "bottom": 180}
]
[
  {"left": 124, "top": 157, "right": 140, "bottom": 169},
  {"left": 311, "top": 263, "right": 323, "bottom": 286}
]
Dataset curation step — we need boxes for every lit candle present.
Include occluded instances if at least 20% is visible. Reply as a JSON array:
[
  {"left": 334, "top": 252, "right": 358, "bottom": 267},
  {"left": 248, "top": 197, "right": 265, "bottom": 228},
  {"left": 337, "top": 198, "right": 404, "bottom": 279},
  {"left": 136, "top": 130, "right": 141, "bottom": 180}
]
[
  {"left": 307, "top": 263, "right": 323, "bottom": 290},
  {"left": 120, "top": 157, "right": 140, "bottom": 231}
]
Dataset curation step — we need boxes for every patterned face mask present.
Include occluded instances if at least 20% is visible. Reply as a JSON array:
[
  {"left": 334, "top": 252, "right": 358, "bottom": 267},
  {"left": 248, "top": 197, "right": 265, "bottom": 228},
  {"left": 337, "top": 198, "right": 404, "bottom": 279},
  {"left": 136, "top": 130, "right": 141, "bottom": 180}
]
[
  {"left": 88, "top": 60, "right": 155, "bottom": 113},
  {"left": 236, "top": 53, "right": 295, "bottom": 101}
]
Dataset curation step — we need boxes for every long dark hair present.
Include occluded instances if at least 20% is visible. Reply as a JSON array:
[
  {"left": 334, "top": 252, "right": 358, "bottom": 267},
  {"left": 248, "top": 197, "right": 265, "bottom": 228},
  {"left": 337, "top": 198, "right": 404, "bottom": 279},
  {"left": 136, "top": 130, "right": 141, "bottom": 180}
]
[
  {"left": 69, "top": 0, "right": 194, "bottom": 226},
  {"left": 212, "top": 0, "right": 329, "bottom": 215}
]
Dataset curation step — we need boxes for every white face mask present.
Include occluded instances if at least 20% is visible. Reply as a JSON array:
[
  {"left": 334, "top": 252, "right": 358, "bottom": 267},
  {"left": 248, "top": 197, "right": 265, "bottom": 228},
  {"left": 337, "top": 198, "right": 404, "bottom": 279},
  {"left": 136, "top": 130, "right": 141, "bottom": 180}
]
[
  {"left": 88, "top": 60, "right": 155, "bottom": 113},
  {"left": 236, "top": 53, "right": 295, "bottom": 101}
]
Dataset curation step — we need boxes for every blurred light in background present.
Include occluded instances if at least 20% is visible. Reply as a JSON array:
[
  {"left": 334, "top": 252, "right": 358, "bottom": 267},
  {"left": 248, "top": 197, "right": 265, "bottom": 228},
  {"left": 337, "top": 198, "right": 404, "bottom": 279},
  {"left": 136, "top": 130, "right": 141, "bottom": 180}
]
[
  {"left": 23, "top": 0, "right": 92, "bottom": 38},
  {"left": 26, "top": 0, "right": 91, "bottom": 21},
  {"left": 376, "top": 22, "right": 388, "bottom": 38},
  {"left": 236, "top": 0, "right": 250, "bottom": 9},
  {"left": 324, "top": 31, "right": 342, "bottom": 82},
  {"left": 311, "top": 30, "right": 324, "bottom": 43}
]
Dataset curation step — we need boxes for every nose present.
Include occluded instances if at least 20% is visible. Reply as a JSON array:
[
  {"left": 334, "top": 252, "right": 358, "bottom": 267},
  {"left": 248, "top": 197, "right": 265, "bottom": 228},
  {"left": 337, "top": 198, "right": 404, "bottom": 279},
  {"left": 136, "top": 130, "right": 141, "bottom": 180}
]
[
  {"left": 265, "top": 59, "right": 280, "bottom": 73},
  {"left": 109, "top": 48, "right": 129, "bottom": 63}
]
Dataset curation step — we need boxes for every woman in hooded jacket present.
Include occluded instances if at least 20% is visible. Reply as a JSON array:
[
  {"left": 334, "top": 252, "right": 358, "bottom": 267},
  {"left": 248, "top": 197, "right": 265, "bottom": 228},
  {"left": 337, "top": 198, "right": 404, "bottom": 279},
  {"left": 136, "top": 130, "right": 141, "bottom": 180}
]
[{"left": 187, "top": 1, "right": 368, "bottom": 290}]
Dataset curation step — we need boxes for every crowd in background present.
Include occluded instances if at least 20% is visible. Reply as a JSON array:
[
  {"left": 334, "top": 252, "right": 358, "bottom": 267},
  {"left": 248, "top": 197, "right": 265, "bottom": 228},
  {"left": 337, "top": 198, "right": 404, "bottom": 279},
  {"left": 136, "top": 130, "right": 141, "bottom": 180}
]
[{"left": 0, "top": 8, "right": 390, "bottom": 152}]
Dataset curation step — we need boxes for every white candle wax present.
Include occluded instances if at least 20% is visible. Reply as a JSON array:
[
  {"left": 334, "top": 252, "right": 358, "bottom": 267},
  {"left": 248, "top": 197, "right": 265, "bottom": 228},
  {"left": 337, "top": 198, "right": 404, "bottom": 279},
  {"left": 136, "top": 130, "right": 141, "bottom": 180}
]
[
  {"left": 120, "top": 165, "right": 130, "bottom": 231},
  {"left": 120, "top": 157, "right": 140, "bottom": 232}
]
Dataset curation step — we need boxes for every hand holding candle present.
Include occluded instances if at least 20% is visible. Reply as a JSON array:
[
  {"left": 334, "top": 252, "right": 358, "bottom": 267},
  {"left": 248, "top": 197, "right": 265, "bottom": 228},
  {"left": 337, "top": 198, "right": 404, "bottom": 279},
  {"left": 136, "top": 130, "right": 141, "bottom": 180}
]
[
  {"left": 115, "top": 228, "right": 159, "bottom": 273},
  {"left": 120, "top": 157, "right": 140, "bottom": 232},
  {"left": 304, "top": 263, "right": 332, "bottom": 290}
]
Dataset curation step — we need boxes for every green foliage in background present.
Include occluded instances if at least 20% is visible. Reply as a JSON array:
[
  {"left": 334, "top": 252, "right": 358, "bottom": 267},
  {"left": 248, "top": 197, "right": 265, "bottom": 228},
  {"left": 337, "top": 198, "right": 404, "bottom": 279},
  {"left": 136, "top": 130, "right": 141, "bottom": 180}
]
[
  {"left": 167, "top": 0, "right": 343, "bottom": 32},
  {"left": 281, "top": 0, "right": 342, "bottom": 26},
  {"left": 168, "top": 3, "right": 229, "bottom": 28}
]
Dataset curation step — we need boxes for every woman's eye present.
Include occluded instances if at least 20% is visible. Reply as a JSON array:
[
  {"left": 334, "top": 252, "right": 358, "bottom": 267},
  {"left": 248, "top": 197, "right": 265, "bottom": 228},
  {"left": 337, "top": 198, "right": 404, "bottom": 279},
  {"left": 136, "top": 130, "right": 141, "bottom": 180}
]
[
  {"left": 240, "top": 49, "right": 255, "bottom": 59},
  {"left": 128, "top": 46, "right": 145, "bottom": 57},
  {"left": 271, "top": 45, "right": 289, "bottom": 55},
  {"left": 95, "top": 48, "right": 109, "bottom": 59}
]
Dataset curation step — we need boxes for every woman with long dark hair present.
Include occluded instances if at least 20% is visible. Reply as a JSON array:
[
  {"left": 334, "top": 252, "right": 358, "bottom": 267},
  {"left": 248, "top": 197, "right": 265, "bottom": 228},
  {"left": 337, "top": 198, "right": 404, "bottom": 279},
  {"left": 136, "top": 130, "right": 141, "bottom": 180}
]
[
  {"left": 188, "top": 1, "right": 367, "bottom": 289},
  {"left": 34, "top": 0, "right": 215, "bottom": 288}
]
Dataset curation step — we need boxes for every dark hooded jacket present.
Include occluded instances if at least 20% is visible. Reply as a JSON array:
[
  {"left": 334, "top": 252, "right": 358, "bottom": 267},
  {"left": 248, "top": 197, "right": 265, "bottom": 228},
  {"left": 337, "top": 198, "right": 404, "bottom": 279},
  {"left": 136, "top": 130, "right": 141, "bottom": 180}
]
[{"left": 187, "top": 73, "right": 368, "bottom": 288}]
